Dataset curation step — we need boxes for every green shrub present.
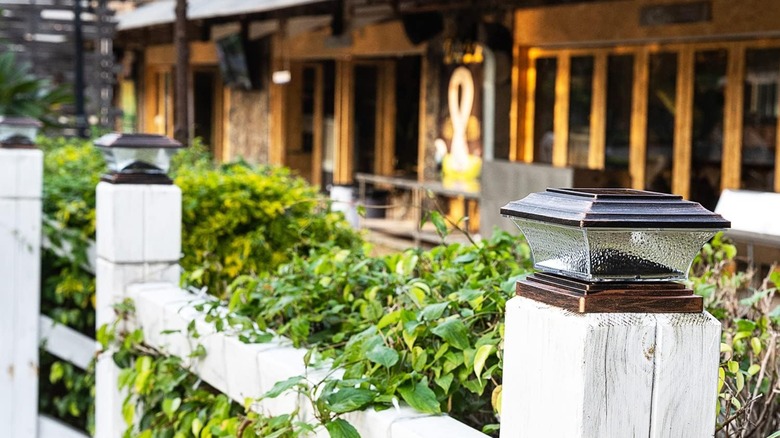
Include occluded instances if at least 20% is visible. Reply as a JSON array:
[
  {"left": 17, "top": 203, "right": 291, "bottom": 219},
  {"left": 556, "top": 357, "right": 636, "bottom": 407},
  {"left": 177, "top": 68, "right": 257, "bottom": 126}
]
[
  {"left": 691, "top": 234, "right": 780, "bottom": 437},
  {"left": 176, "top": 163, "right": 362, "bottom": 298},
  {"left": 38, "top": 136, "right": 362, "bottom": 434}
]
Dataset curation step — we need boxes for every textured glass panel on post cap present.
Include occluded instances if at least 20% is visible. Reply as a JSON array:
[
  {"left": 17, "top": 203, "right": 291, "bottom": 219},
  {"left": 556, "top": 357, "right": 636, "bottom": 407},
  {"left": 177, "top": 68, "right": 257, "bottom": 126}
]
[
  {"left": 0, "top": 116, "right": 42, "bottom": 149},
  {"left": 94, "top": 133, "right": 184, "bottom": 184},
  {"left": 501, "top": 188, "right": 730, "bottom": 313}
]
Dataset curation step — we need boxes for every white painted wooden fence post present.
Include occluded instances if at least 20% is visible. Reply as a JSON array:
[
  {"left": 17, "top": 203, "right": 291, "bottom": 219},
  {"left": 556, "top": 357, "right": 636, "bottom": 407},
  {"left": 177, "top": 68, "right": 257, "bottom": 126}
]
[
  {"left": 500, "top": 298, "right": 721, "bottom": 437},
  {"left": 0, "top": 148, "right": 43, "bottom": 437},
  {"left": 95, "top": 182, "right": 181, "bottom": 438}
]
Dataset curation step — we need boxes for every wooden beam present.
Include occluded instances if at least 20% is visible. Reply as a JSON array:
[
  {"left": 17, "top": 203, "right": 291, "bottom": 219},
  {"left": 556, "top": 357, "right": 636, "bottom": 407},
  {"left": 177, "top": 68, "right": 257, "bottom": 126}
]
[
  {"left": 510, "top": 46, "right": 528, "bottom": 162},
  {"left": 377, "top": 61, "right": 396, "bottom": 176},
  {"left": 722, "top": 43, "right": 745, "bottom": 191},
  {"left": 417, "top": 54, "right": 429, "bottom": 181},
  {"left": 222, "top": 87, "right": 232, "bottom": 161},
  {"left": 523, "top": 55, "right": 537, "bottom": 163},
  {"left": 334, "top": 60, "right": 354, "bottom": 184},
  {"left": 589, "top": 51, "right": 607, "bottom": 169},
  {"left": 630, "top": 50, "right": 649, "bottom": 189},
  {"left": 268, "top": 35, "right": 286, "bottom": 166},
  {"left": 552, "top": 53, "right": 571, "bottom": 167},
  {"left": 311, "top": 64, "right": 324, "bottom": 188},
  {"left": 673, "top": 47, "right": 694, "bottom": 198}
]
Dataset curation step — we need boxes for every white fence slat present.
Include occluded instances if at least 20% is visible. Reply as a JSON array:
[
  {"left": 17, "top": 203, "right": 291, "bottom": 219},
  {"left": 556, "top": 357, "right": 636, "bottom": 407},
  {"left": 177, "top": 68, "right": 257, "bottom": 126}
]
[
  {"left": 649, "top": 313, "right": 721, "bottom": 437},
  {"left": 0, "top": 149, "right": 43, "bottom": 438},
  {"left": 39, "top": 315, "right": 96, "bottom": 370},
  {"left": 128, "top": 283, "right": 490, "bottom": 438},
  {"left": 0, "top": 199, "right": 17, "bottom": 435},
  {"left": 38, "top": 414, "right": 90, "bottom": 438},
  {"left": 13, "top": 199, "right": 42, "bottom": 438}
]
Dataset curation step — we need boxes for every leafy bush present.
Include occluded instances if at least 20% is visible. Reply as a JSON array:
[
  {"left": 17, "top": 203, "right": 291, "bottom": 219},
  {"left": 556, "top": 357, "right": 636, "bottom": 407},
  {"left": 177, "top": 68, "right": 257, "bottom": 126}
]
[
  {"left": 225, "top": 229, "right": 531, "bottom": 433},
  {"left": 38, "top": 136, "right": 363, "bottom": 433},
  {"left": 176, "top": 163, "right": 362, "bottom": 298},
  {"left": 691, "top": 234, "right": 780, "bottom": 437}
]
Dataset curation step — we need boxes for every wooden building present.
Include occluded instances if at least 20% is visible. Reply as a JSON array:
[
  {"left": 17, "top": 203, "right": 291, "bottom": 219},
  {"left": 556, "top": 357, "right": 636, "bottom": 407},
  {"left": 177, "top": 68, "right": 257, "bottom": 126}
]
[
  {"left": 511, "top": 0, "right": 780, "bottom": 210},
  {"left": 115, "top": 0, "right": 780, "bottom": 238},
  {"left": 115, "top": 0, "right": 514, "bottom": 183}
]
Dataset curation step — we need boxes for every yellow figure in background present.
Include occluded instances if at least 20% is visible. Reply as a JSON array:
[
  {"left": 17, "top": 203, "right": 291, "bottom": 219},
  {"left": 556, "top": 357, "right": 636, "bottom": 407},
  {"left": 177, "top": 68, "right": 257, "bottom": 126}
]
[{"left": 441, "top": 66, "right": 482, "bottom": 190}]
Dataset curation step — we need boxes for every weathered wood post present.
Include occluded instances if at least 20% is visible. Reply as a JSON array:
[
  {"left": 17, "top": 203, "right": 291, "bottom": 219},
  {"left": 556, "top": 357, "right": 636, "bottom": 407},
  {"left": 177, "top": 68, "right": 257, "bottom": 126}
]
[
  {"left": 0, "top": 117, "right": 43, "bottom": 437},
  {"left": 94, "top": 133, "right": 183, "bottom": 437},
  {"left": 499, "top": 189, "right": 727, "bottom": 437}
]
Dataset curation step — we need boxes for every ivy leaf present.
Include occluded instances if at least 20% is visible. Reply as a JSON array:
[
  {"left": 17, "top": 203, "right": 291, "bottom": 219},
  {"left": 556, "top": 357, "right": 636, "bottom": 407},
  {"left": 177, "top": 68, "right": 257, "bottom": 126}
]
[
  {"left": 431, "top": 318, "right": 471, "bottom": 350},
  {"left": 366, "top": 344, "right": 399, "bottom": 368},
  {"left": 162, "top": 397, "right": 182, "bottom": 420},
  {"left": 398, "top": 380, "right": 441, "bottom": 414},
  {"left": 420, "top": 302, "right": 449, "bottom": 321},
  {"left": 434, "top": 373, "right": 454, "bottom": 393},
  {"left": 324, "top": 388, "right": 376, "bottom": 413},
  {"left": 473, "top": 344, "right": 495, "bottom": 384},
  {"left": 262, "top": 376, "right": 306, "bottom": 399},
  {"left": 325, "top": 418, "right": 360, "bottom": 438}
]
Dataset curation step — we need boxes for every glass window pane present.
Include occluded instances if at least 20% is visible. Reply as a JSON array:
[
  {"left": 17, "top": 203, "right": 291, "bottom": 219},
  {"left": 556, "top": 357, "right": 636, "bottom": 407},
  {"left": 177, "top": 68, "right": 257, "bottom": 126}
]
[
  {"left": 533, "top": 57, "right": 557, "bottom": 164},
  {"left": 568, "top": 56, "right": 594, "bottom": 168},
  {"left": 690, "top": 50, "right": 726, "bottom": 210},
  {"left": 742, "top": 48, "right": 779, "bottom": 192},
  {"left": 646, "top": 52, "right": 678, "bottom": 193},
  {"left": 605, "top": 55, "right": 633, "bottom": 171}
]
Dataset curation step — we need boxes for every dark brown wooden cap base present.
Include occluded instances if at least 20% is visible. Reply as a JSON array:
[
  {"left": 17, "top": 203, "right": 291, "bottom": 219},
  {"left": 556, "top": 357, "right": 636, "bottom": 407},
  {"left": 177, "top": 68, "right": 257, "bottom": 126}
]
[
  {"left": 516, "top": 273, "right": 702, "bottom": 313},
  {"left": 101, "top": 172, "right": 172, "bottom": 185}
]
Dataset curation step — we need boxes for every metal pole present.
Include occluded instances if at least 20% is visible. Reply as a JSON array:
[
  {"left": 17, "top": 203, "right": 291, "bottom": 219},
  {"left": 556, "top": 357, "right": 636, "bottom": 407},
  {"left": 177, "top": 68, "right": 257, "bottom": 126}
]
[{"left": 73, "top": 0, "right": 88, "bottom": 138}]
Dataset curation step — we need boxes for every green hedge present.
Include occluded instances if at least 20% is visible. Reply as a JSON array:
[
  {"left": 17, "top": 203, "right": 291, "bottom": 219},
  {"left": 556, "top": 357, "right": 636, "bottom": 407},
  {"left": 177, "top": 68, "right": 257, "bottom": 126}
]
[{"left": 38, "top": 137, "right": 362, "bottom": 434}]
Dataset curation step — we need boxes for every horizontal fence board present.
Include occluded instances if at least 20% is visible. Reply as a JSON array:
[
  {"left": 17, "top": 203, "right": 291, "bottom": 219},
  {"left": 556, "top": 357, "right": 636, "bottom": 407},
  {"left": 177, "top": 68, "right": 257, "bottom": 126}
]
[
  {"left": 39, "top": 314, "right": 96, "bottom": 370},
  {"left": 39, "top": 414, "right": 89, "bottom": 438},
  {"left": 129, "top": 283, "right": 490, "bottom": 438}
]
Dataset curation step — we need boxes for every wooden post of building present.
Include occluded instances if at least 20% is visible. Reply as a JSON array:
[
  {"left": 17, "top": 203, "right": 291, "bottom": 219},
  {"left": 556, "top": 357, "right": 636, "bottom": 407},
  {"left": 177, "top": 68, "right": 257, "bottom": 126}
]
[
  {"left": 95, "top": 182, "right": 181, "bottom": 437},
  {"left": 173, "top": 0, "right": 190, "bottom": 143},
  {"left": 0, "top": 148, "right": 42, "bottom": 437}
]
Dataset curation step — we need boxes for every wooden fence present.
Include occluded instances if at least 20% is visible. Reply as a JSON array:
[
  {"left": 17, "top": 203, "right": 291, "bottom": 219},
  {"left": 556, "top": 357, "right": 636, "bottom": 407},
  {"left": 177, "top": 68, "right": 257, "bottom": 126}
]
[{"left": 1, "top": 145, "right": 722, "bottom": 437}]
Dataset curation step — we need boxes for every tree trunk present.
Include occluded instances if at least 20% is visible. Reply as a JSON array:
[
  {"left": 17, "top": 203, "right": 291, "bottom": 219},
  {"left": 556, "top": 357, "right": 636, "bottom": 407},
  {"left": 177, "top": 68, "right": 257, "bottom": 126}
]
[{"left": 174, "top": 0, "right": 190, "bottom": 144}]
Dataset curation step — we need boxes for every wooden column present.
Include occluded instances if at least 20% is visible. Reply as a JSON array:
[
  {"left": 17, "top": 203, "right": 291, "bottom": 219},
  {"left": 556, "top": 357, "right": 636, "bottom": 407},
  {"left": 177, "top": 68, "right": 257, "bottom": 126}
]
[
  {"left": 509, "top": 46, "right": 528, "bottom": 162},
  {"left": 334, "top": 60, "right": 354, "bottom": 185},
  {"left": 630, "top": 50, "right": 650, "bottom": 189},
  {"left": 500, "top": 297, "right": 720, "bottom": 438},
  {"left": 552, "top": 53, "right": 571, "bottom": 167},
  {"left": 589, "top": 51, "right": 608, "bottom": 169},
  {"left": 269, "top": 34, "right": 287, "bottom": 167},
  {"left": 0, "top": 148, "right": 42, "bottom": 437},
  {"left": 522, "top": 55, "right": 538, "bottom": 163},
  {"left": 95, "top": 183, "right": 181, "bottom": 438},
  {"left": 722, "top": 44, "right": 745, "bottom": 191},
  {"left": 673, "top": 47, "right": 694, "bottom": 198}
]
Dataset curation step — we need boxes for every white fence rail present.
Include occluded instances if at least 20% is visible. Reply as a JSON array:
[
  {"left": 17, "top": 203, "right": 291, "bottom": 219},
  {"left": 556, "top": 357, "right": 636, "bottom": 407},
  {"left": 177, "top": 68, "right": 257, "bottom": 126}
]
[{"left": 129, "top": 282, "right": 489, "bottom": 438}]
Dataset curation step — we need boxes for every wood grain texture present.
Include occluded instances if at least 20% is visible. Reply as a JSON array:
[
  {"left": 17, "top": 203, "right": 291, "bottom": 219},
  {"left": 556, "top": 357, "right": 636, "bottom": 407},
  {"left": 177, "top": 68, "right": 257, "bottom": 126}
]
[
  {"left": 501, "top": 296, "right": 720, "bottom": 438},
  {"left": 649, "top": 313, "right": 720, "bottom": 437},
  {"left": 0, "top": 150, "right": 42, "bottom": 438}
]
